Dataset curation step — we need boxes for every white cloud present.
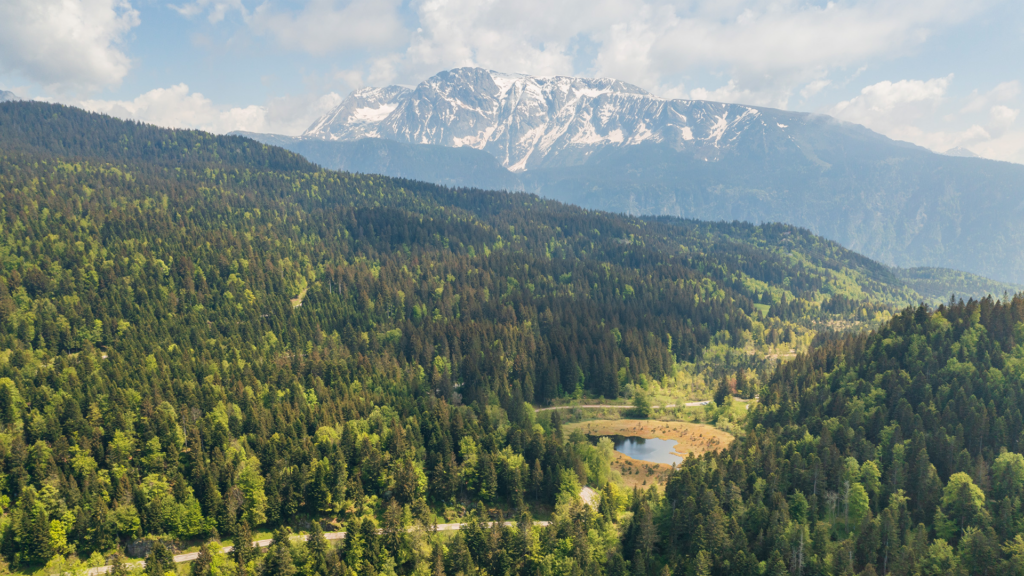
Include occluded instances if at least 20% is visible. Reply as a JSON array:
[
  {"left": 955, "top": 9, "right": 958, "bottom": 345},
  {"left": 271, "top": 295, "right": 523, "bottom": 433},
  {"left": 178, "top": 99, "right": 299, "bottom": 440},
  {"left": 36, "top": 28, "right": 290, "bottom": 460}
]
[
  {"left": 175, "top": 0, "right": 407, "bottom": 54},
  {"left": 170, "top": 0, "right": 245, "bottom": 23},
  {"left": 387, "top": 0, "right": 978, "bottom": 110},
  {"left": 399, "top": 0, "right": 634, "bottom": 80},
  {"left": 972, "top": 129, "right": 1024, "bottom": 164},
  {"left": 250, "top": 0, "right": 407, "bottom": 55},
  {"left": 689, "top": 80, "right": 789, "bottom": 108},
  {"left": 829, "top": 75, "right": 975, "bottom": 152},
  {"left": 160, "top": 0, "right": 991, "bottom": 117},
  {"left": 80, "top": 84, "right": 263, "bottom": 132},
  {"left": 78, "top": 84, "right": 341, "bottom": 135},
  {"left": 830, "top": 76, "right": 1024, "bottom": 164},
  {"left": 990, "top": 105, "right": 1020, "bottom": 130},
  {"left": 831, "top": 75, "right": 952, "bottom": 125},
  {"left": 962, "top": 81, "right": 1021, "bottom": 113},
  {"left": 800, "top": 79, "right": 832, "bottom": 100},
  {"left": 170, "top": 0, "right": 978, "bottom": 108},
  {"left": 0, "top": 0, "right": 140, "bottom": 92}
]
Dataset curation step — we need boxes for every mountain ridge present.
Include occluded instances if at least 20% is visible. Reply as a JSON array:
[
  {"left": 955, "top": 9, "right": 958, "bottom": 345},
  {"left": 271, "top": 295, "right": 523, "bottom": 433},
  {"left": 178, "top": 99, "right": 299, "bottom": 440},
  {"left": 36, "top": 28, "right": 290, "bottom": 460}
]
[
  {"left": 302, "top": 67, "right": 834, "bottom": 172},
  {"left": 240, "top": 67, "right": 1024, "bottom": 284}
]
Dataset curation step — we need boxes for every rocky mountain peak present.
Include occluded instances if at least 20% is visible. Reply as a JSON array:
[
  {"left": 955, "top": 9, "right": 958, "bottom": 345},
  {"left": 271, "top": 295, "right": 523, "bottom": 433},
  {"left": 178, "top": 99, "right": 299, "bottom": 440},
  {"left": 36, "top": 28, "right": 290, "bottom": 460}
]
[{"left": 302, "top": 67, "right": 786, "bottom": 172}]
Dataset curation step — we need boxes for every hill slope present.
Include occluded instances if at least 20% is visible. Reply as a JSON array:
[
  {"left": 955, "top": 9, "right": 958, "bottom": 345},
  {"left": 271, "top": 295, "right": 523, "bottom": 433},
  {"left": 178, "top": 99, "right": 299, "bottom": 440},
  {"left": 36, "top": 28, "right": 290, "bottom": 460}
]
[
  {"left": 655, "top": 295, "right": 1024, "bottom": 575},
  {"left": 895, "top": 267, "right": 1024, "bottom": 304},
  {"left": 232, "top": 131, "right": 524, "bottom": 192}
]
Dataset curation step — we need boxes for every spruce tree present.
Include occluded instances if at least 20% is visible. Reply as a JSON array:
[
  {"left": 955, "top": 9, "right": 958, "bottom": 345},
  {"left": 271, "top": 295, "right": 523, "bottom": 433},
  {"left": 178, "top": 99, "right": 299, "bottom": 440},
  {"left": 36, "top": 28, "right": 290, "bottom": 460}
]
[
  {"left": 191, "top": 543, "right": 213, "bottom": 576},
  {"left": 306, "top": 520, "right": 328, "bottom": 576},
  {"left": 145, "top": 541, "right": 175, "bottom": 576},
  {"left": 259, "top": 527, "right": 296, "bottom": 576},
  {"left": 233, "top": 523, "right": 256, "bottom": 576},
  {"left": 713, "top": 375, "right": 730, "bottom": 406},
  {"left": 110, "top": 549, "right": 130, "bottom": 576}
]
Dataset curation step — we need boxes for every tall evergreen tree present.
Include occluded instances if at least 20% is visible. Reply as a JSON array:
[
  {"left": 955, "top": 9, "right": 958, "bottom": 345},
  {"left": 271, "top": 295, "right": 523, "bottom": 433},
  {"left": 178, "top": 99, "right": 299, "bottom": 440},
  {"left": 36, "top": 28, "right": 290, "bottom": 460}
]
[
  {"left": 306, "top": 520, "right": 328, "bottom": 576},
  {"left": 259, "top": 527, "right": 296, "bottom": 576},
  {"left": 191, "top": 543, "right": 214, "bottom": 576},
  {"left": 145, "top": 541, "right": 175, "bottom": 576}
]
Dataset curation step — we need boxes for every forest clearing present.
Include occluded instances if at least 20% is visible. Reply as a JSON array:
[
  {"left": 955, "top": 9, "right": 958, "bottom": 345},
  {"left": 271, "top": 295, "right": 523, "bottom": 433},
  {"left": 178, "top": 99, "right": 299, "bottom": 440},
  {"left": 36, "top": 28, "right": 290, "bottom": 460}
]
[{"left": 565, "top": 419, "right": 734, "bottom": 488}]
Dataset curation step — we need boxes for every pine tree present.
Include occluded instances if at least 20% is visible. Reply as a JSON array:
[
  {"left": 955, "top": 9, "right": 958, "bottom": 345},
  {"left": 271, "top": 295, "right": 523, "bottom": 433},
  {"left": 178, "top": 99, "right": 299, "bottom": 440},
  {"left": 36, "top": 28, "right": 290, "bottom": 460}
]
[
  {"left": 110, "top": 548, "right": 130, "bottom": 576},
  {"left": 306, "top": 520, "right": 328, "bottom": 576},
  {"left": 444, "top": 532, "right": 473, "bottom": 576},
  {"left": 191, "top": 543, "right": 214, "bottom": 576},
  {"left": 431, "top": 542, "right": 445, "bottom": 576},
  {"left": 145, "top": 541, "right": 175, "bottom": 576},
  {"left": 14, "top": 486, "right": 51, "bottom": 564},
  {"left": 259, "top": 527, "right": 296, "bottom": 576},
  {"left": 0, "top": 382, "right": 15, "bottom": 425},
  {"left": 233, "top": 523, "right": 257, "bottom": 576},
  {"left": 713, "top": 375, "right": 730, "bottom": 406},
  {"left": 479, "top": 453, "right": 498, "bottom": 503}
]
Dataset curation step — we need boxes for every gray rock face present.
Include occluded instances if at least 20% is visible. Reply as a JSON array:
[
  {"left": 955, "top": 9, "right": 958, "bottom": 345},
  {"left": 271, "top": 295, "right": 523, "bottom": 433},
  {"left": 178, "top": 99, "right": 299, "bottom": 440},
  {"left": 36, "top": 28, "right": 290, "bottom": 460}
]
[
  {"left": 304, "top": 67, "right": 789, "bottom": 172},
  {"left": 304, "top": 86, "right": 411, "bottom": 141}
]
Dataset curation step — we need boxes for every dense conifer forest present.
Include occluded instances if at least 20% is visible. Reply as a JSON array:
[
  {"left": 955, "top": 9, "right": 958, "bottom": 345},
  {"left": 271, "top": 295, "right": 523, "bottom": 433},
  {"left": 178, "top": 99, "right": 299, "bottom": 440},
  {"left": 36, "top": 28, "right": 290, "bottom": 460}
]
[{"left": 0, "top": 102, "right": 1020, "bottom": 575}]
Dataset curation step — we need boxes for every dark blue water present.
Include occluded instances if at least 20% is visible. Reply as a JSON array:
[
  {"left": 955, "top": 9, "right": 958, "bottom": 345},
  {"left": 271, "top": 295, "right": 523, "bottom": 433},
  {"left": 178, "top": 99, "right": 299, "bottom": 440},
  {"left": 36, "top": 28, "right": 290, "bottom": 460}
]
[{"left": 593, "top": 435, "right": 684, "bottom": 465}]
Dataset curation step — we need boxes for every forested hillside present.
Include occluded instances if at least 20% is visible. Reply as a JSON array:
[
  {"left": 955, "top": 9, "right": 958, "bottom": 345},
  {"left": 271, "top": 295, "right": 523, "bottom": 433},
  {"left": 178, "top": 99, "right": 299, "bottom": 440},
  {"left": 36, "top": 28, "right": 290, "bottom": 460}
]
[
  {"left": 654, "top": 296, "right": 1024, "bottom": 575},
  {"left": 0, "top": 101, "right": 1005, "bottom": 574},
  {"left": 893, "top": 268, "right": 1024, "bottom": 305}
]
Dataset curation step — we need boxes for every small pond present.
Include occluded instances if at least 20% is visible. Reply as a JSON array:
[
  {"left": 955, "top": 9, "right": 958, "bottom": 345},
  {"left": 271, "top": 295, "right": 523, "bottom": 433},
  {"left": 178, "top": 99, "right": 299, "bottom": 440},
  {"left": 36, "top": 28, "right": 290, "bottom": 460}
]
[{"left": 590, "top": 435, "right": 684, "bottom": 465}]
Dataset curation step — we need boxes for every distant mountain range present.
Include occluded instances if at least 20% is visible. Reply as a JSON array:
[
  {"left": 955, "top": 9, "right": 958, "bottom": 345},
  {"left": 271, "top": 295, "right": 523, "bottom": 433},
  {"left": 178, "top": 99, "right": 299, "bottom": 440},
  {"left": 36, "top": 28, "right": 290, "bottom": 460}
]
[
  {"left": 235, "top": 67, "right": 1024, "bottom": 284},
  {"left": 943, "top": 146, "right": 979, "bottom": 158},
  {"left": 0, "top": 91, "right": 17, "bottom": 103}
]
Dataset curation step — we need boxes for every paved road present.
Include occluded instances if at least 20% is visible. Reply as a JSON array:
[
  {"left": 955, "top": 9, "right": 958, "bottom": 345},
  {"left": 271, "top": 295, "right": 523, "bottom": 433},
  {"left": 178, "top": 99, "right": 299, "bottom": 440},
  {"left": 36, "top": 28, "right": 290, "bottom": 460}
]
[
  {"left": 85, "top": 521, "right": 551, "bottom": 575},
  {"left": 534, "top": 401, "right": 711, "bottom": 412}
]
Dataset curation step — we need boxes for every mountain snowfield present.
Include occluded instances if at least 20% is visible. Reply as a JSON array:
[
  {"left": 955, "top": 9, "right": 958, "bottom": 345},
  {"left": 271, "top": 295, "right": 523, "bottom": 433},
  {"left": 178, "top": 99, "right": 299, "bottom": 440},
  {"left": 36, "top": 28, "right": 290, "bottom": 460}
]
[
  {"left": 0, "top": 91, "right": 17, "bottom": 103},
  {"left": 302, "top": 67, "right": 787, "bottom": 172},
  {"left": 236, "top": 67, "right": 1024, "bottom": 285}
]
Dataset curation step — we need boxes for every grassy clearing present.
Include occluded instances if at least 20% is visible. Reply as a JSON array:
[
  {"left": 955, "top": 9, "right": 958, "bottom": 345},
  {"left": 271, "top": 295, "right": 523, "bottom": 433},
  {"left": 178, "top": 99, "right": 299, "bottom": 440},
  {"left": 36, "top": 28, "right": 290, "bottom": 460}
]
[
  {"left": 567, "top": 419, "right": 734, "bottom": 455},
  {"left": 290, "top": 287, "right": 308, "bottom": 308},
  {"left": 564, "top": 419, "right": 735, "bottom": 488}
]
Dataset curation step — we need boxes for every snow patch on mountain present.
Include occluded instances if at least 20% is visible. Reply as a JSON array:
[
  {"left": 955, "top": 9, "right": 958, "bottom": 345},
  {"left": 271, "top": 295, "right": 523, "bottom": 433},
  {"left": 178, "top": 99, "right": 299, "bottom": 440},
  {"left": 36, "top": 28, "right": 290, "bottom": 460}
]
[{"left": 304, "top": 86, "right": 410, "bottom": 141}]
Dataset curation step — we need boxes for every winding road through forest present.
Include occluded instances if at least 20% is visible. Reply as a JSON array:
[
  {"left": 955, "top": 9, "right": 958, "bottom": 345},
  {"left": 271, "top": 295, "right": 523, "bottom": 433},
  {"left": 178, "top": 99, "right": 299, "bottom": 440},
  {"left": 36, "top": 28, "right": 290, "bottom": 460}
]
[
  {"left": 84, "top": 399, "right": 747, "bottom": 574},
  {"left": 85, "top": 521, "right": 551, "bottom": 575},
  {"left": 533, "top": 401, "right": 710, "bottom": 412}
]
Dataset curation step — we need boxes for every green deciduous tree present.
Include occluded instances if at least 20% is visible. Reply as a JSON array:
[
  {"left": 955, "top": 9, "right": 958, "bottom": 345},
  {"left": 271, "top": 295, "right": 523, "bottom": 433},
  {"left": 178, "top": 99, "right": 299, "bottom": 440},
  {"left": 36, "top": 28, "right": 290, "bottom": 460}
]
[{"left": 941, "top": 472, "right": 987, "bottom": 532}]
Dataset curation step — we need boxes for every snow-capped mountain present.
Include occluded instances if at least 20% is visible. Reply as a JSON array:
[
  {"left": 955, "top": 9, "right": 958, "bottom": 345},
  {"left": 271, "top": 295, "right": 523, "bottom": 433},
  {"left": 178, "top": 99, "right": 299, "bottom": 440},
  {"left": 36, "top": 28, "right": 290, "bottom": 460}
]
[
  {"left": 304, "top": 85, "right": 410, "bottom": 142},
  {"left": 944, "top": 146, "right": 979, "bottom": 158},
  {"left": 240, "top": 67, "right": 1024, "bottom": 285},
  {"left": 0, "top": 91, "right": 19, "bottom": 103},
  {"left": 302, "top": 67, "right": 789, "bottom": 172}
]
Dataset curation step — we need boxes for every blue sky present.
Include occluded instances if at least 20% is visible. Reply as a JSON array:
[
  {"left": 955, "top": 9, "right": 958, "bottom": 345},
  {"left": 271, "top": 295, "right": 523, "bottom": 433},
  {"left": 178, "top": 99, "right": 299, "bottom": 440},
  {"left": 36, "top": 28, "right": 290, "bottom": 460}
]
[{"left": 2, "top": 0, "right": 1022, "bottom": 163}]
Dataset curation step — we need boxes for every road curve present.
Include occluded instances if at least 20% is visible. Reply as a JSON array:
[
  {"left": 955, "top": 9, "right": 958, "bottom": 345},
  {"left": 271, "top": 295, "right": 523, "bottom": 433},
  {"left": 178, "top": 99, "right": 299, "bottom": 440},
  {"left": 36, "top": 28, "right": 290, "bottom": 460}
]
[{"left": 85, "top": 521, "right": 550, "bottom": 575}]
